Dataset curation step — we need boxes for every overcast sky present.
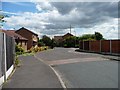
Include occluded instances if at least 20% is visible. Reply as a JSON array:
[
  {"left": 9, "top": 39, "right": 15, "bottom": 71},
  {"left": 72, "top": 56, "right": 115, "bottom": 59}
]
[{"left": 2, "top": 2, "right": 119, "bottom": 39}]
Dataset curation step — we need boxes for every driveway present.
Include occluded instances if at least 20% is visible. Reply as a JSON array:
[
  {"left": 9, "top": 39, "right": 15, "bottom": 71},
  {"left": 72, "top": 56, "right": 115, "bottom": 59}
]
[{"left": 35, "top": 48, "right": 118, "bottom": 88}]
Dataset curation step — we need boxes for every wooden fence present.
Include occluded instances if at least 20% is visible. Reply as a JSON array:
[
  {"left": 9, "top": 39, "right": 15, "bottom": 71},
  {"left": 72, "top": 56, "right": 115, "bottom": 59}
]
[{"left": 79, "top": 40, "right": 120, "bottom": 54}]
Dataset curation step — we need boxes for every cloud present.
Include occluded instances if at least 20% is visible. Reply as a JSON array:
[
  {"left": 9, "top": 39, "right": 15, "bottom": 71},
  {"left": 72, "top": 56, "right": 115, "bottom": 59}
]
[{"left": 4, "top": 2, "right": 118, "bottom": 39}]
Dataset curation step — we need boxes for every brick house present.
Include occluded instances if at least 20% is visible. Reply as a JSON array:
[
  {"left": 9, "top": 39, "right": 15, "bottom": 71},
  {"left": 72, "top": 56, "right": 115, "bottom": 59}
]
[
  {"left": 54, "top": 33, "right": 74, "bottom": 43},
  {"left": 15, "top": 27, "right": 39, "bottom": 50},
  {"left": 62, "top": 33, "right": 73, "bottom": 40},
  {"left": 0, "top": 30, "right": 28, "bottom": 51}
]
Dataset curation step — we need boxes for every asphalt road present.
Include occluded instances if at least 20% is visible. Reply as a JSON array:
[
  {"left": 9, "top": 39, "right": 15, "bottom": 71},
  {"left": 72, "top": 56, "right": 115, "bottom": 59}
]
[{"left": 36, "top": 48, "right": 118, "bottom": 88}]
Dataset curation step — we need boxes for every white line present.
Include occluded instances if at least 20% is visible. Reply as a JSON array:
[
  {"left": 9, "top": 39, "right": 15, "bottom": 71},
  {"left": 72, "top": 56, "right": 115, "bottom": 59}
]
[
  {"left": 49, "top": 65, "right": 67, "bottom": 89},
  {"left": 34, "top": 55, "right": 67, "bottom": 89}
]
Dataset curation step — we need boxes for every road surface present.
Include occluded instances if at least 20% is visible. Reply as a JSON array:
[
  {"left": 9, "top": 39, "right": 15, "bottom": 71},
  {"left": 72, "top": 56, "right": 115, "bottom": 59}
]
[{"left": 36, "top": 48, "right": 118, "bottom": 88}]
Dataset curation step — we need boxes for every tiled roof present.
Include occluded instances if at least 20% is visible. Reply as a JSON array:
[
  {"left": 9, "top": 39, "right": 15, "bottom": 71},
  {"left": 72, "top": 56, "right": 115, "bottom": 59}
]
[
  {"left": 63, "top": 33, "right": 73, "bottom": 37},
  {"left": 0, "top": 30, "right": 28, "bottom": 40},
  {"left": 16, "top": 27, "right": 38, "bottom": 36}
]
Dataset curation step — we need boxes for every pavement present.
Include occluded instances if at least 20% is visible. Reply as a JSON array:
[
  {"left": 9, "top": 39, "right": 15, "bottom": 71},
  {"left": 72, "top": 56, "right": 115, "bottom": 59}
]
[{"left": 2, "top": 55, "right": 62, "bottom": 88}]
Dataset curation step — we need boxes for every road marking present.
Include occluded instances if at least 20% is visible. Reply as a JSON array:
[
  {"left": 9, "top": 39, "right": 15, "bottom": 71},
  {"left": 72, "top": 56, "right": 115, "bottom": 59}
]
[
  {"left": 47, "top": 57, "right": 109, "bottom": 66},
  {"left": 49, "top": 65, "right": 67, "bottom": 89},
  {"left": 34, "top": 54, "right": 67, "bottom": 89}
]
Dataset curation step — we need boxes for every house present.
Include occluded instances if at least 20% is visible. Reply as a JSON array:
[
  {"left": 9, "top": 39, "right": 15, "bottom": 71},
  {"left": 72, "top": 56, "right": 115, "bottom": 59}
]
[
  {"left": 54, "top": 36, "right": 63, "bottom": 43},
  {"left": 0, "top": 27, "right": 39, "bottom": 51},
  {"left": 62, "top": 33, "right": 73, "bottom": 40},
  {"left": 0, "top": 30, "right": 28, "bottom": 51},
  {"left": 15, "top": 27, "right": 39, "bottom": 50},
  {"left": 54, "top": 33, "right": 74, "bottom": 43}
]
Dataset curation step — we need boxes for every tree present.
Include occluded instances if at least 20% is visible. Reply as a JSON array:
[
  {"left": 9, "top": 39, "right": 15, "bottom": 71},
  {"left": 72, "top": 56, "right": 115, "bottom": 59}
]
[
  {"left": 0, "top": 14, "right": 5, "bottom": 28},
  {"left": 79, "top": 34, "right": 95, "bottom": 41},
  {"left": 95, "top": 32, "right": 103, "bottom": 40},
  {"left": 42, "top": 35, "right": 52, "bottom": 46},
  {"left": 64, "top": 36, "right": 76, "bottom": 47},
  {"left": 38, "top": 39, "right": 45, "bottom": 46}
]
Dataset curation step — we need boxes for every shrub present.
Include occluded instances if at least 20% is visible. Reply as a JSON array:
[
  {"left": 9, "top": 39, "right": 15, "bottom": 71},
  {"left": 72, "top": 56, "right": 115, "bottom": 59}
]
[{"left": 15, "top": 45, "right": 25, "bottom": 55}]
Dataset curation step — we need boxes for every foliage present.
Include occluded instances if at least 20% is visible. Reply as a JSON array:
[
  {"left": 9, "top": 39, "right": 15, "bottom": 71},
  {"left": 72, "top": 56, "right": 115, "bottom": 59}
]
[
  {"left": 0, "top": 13, "right": 8, "bottom": 28},
  {"left": 79, "top": 32, "right": 104, "bottom": 41},
  {"left": 42, "top": 35, "right": 52, "bottom": 46},
  {"left": 64, "top": 36, "right": 76, "bottom": 47},
  {"left": 79, "top": 34, "right": 95, "bottom": 41},
  {"left": 38, "top": 35, "right": 55, "bottom": 48},
  {"left": 38, "top": 39, "right": 45, "bottom": 46},
  {"left": 28, "top": 46, "right": 49, "bottom": 53},
  {"left": 14, "top": 56, "right": 21, "bottom": 67},
  {"left": 15, "top": 45, "right": 25, "bottom": 55},
  {"left": 50, "top": 39, "right": 56, "bottom": 48},
  {"left": 95, "top": 32, "right": 103, "bottom": 40}
]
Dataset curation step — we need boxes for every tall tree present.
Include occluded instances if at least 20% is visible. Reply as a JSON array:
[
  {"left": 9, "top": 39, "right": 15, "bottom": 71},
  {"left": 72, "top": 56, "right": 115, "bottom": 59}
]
[
  {"left": 42, "top": 35, "right": 52, "bottom": 46},
  {"left": 95, "top": 32, "right": 103, "bottom": 40}
]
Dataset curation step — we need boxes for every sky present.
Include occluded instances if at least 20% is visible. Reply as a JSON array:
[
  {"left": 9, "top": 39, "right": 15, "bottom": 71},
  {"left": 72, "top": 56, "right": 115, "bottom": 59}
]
[{"left": 1, "top": 1, "right": 119, "bottom": 39}]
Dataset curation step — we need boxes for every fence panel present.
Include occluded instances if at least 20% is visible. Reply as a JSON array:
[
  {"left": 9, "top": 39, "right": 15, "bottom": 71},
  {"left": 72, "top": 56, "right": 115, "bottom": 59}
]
[
  {"left": 89, "top": 40, "right": 100, "bottom": 52},
  {"left": 6, "top": 35, "right": 15, "bottom": 70},
  {"left": 79, "top": 41, "right": 83, "bottom": 49},
  {"left": 101, "top": 40, "right": 110, "bottom": 53},
  {"left": 0, "top": 33, "right": 4, "bottom": 77},
  {"left": 84, "top": 41, "right": 89, "bottom": 50},
  {"left": 111, "top": 40, "right": 120, "bottom": 53}
]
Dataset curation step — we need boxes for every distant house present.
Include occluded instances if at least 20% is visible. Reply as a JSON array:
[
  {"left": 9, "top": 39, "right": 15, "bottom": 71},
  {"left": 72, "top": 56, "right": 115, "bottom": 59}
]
[
  {"left": 62, "top": 33, "right": 73, "bottom": 40},
  {"left": 15, "top": 27, "right": 39, "bottom": 50},
  {"left": 54, "top": 36, "right": 63, "bottom": 43},
  {"left": 54, "top": 33, "right": 74, "bottom": 43},
  {"left": 0, "top": 30, "right": 28, "bottom": 51}
]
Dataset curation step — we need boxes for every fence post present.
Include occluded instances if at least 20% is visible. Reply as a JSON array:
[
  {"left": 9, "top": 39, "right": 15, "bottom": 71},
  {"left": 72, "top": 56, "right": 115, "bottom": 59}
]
[
  {"left": 79, "top": 41, "right": 81, "bottom": 49},
  {"left": 89, "top": 41, "right": 91, "bottom": 51},
  {"left": 110, "top": 40, "right": 112, "bottom": 54},
  {"left": 3, "top": 33, "right": 7, "bottom": 82},
  {"left": 100, "top": 40, "right": 102, "bottom": 53},
  {"left": 83, "top": 41, "right": 84, "bottom": 50}
]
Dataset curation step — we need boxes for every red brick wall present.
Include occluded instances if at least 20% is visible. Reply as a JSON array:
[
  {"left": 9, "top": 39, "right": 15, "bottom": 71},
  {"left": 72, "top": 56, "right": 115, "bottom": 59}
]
[
  {"left": 89, "top": 41, "right": 100, "bottom": 52},
  {"left": 111, "top": 40, "right": 120, "bottom": 53},
  {"left": 101, "top": 40, "right": 110, "bottom": 53}
]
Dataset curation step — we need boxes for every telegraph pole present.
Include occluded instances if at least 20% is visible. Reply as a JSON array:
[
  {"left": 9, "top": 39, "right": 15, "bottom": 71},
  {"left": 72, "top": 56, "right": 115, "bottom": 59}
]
[{"left": 70, "top": 24, "right": 71, "bottom": 34}]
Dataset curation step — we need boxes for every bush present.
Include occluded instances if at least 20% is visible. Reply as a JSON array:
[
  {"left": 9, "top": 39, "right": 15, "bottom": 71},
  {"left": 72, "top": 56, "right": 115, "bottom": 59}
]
[
  {"left": 15, "top": 45, "right": 25, "bottom": 55},
  {"left": 14, "top": 56, "right": 21, "bottom": 67},
  {"left": 28, "top": 46, "right": 48, "bottom": 53}
]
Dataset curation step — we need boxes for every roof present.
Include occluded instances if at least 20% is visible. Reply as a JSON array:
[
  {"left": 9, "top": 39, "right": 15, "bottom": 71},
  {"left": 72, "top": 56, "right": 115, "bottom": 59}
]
[
  {"left": 16, "top": 27, "right": 38, "bottom": 36},
  {"left": 0, "top": 30, "right": 28, "bottom": 41},
  {"left": 63, "top": 33, "right": 73, "bottom": 37},
  {"left": 54, "top": 36, "right": 63, "bottom": 39}
]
